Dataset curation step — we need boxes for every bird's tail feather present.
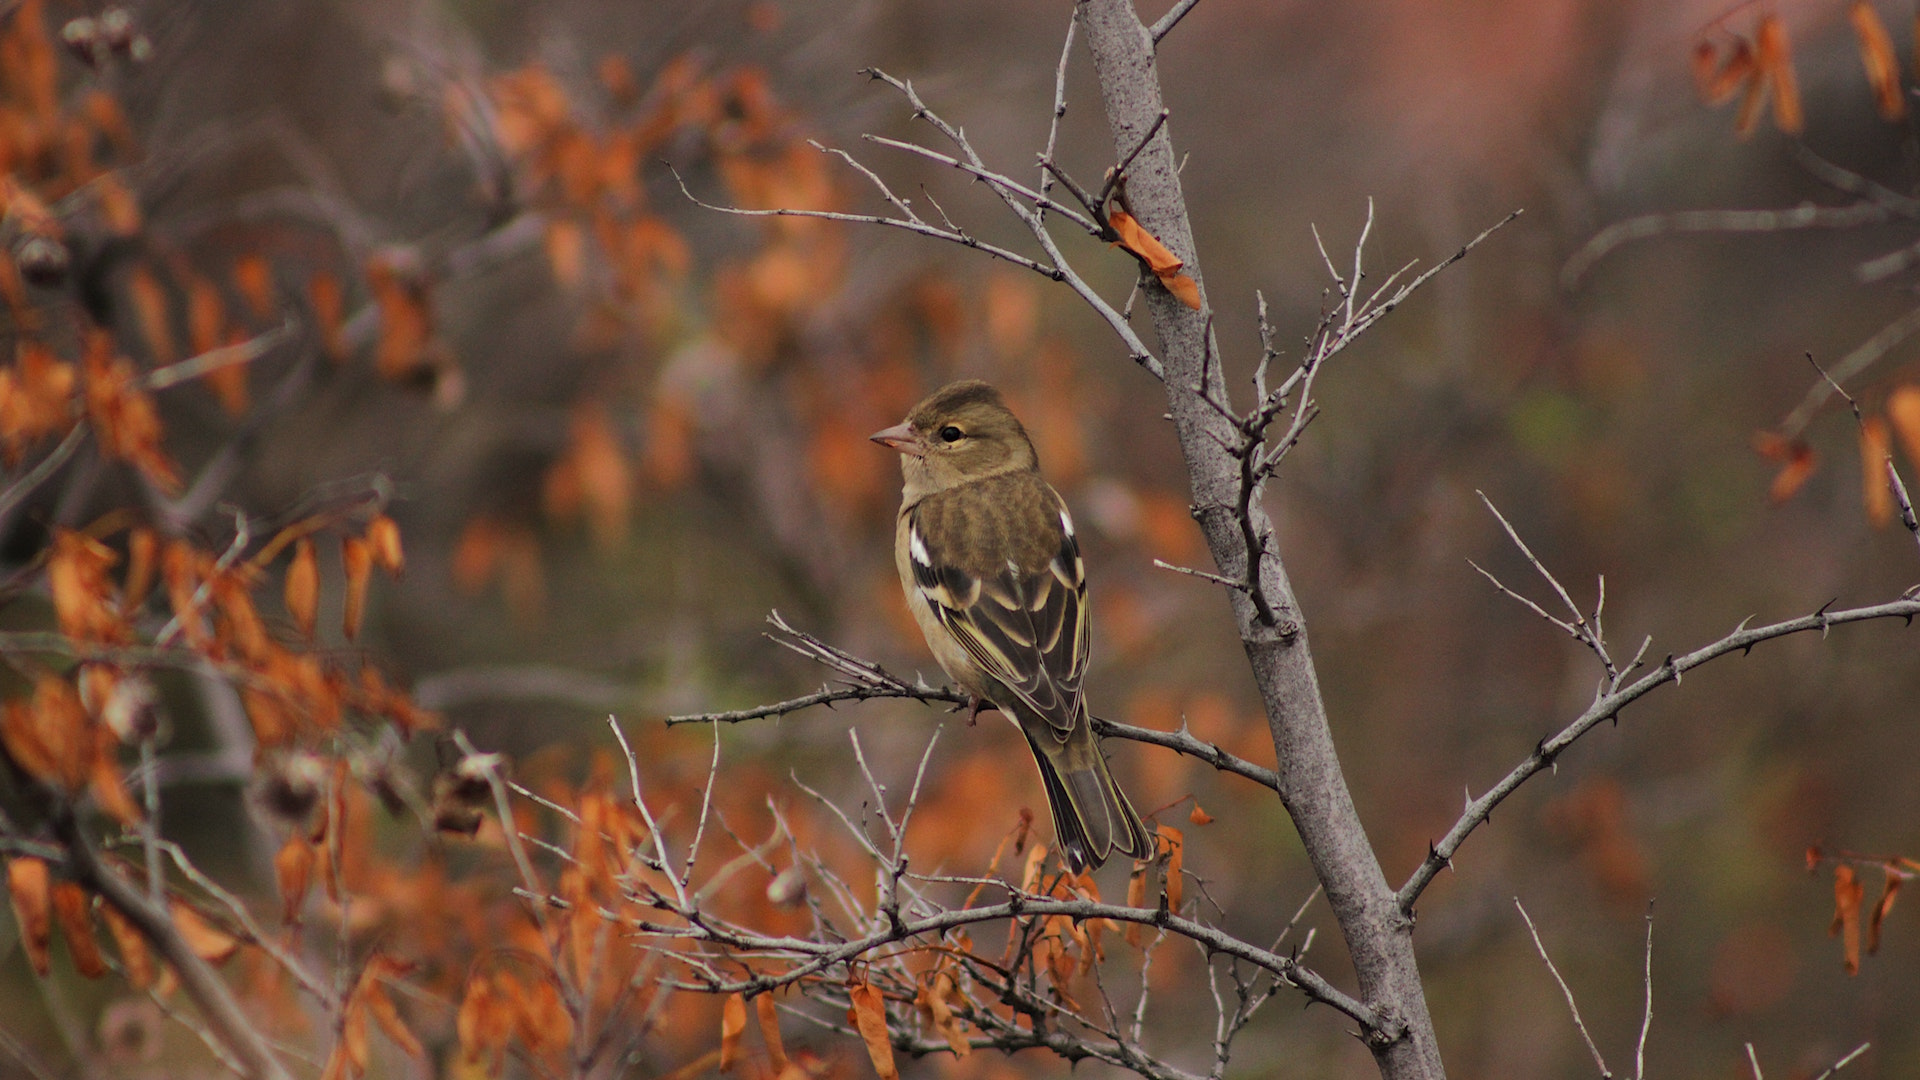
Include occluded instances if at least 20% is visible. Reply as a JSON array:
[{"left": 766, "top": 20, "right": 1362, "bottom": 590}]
[{"left": 1025, "top": 731, "right": 1154, "bottom": 872}]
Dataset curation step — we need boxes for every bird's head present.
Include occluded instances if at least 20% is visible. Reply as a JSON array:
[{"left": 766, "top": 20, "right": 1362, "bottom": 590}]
[{"left": 870, "top": 380, "right": 1039, "bottom": 498}]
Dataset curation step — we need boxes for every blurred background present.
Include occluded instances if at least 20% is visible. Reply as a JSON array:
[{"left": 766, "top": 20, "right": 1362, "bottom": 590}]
[{"left": 2, "top": 0, "right": 1918, "bottom": 1077}]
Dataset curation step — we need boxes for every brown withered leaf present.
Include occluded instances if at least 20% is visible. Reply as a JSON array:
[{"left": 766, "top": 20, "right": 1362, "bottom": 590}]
[
  {"left": 1125, "top": 864, "right": 1146, "bottom": 947},
  {"left": 1108, "top": 209, "right": 1203, "bottom": 310},
  {"left": 1831, "top": 863, "right": 1866, "bottom": 975},
  {"left": 285, "top": 538, "right": 319, "bottom": 640},
  {"left": 1755, "top": 16, "right": 1803, "bottom": 135},
  {"left": 365, "top": 252, "right": 432, "bottom": 382},
  {"left": 100, "top": 902, "right": 153, "bottom": 989},
  {"left": 308, "top": 271, "right": 346, "bottom": 362},
  {"left": 1887, "top": 385, "right": 1920, "bottom": 468},
  {"left": 52, "top": 881, "right": 105, "bottom": 978},
  {"left": 84, "top": 334, "right": 181, "bottom": 493},
  {"left": 1189, "top": 803, "right": 1214, "bottom": 826},
  {"left": 7, "top": 857, "right": 53, "bottom": 976},
  {"left": 544, "top": 218, "right": 586, "bottom": 290},
  {"left": 233, "top": 255, "right": 276, "bottom": 319},
  {"left": 1862, "top": 415, "right": 1894, "bottom": 527},
  {"left": 718, "top": 991, "right": 747, "bottom": 1071},
  {"left": 365, "top": 515, "right": 404, "bottom": 577},
  {"left": 361, "top": 955, "right": 425, "bottom": 1059},
  {"left": 921, "top": 971, "right": 969, "bottom": 1058},
  {"left": 1754, "top": 431, "right": 1816, "bottom": 503},
  {"left": 88, "top": 733, "right": 143, "bottom": 826},
  {"left": 274, "top": 835, "right": 313, "bottom": 926},
  {"left": 171, "top": 900, "right": 240, "bottom": 965},
  {"left": 185, "top": 274, "right": 226, "bottom": 356},
  {"left": 1850, "top": 1, "right": 1905, "bottom": 120},
  {"left": 49, "top": 528, "right": 122, "bottom": 644},
  {"left": 1159, "top": 825, "right": 1185, "bottom": 912},
  {"left": 342, "top": 536, "right": 372, "bottom": 641},
  {"left": 755, "top": 991, "right": 791, "bottom": 1072},
  {"left": 1869, "top": 864, "right": 1905, "bottom": 955},
  {"left": 846, "top": 980, "right": 899, "bottom": 1080}
]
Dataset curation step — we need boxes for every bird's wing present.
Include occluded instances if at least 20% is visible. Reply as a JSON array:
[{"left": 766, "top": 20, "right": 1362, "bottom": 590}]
[{"left": 906, "top": 489, "right": 1088, "bottom": 740}]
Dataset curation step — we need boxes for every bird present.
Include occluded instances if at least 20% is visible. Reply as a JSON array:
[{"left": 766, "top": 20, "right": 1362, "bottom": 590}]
[{"left": 870, "top": 379, "right": 1154, "bottom": 872}]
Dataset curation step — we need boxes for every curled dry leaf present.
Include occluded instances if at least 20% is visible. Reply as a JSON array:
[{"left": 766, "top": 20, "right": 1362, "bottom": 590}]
[
  {"left": 170, "top": 900, "right": 240, "bottom": 965},
  {"left": 1849, "top": 1, "right": 1904, "bottom": 120},
  {"left": 285, "top": 538, "right": 319, "bottom": 639},
  {"left": 1886, "top": 385, "right": 1920, "bottom": 467},
  {"left": 7, "top": 856, "right": 53, "bottom": 976},
  {"left": 274, "top": 835, "right": 313, "bottom": 926},
  {"left": 1869, "top": 864, "right": 1905, "bottom": 955},
  {"left": 365, "top": 515, "right": 404, "bottom": 576},
  {"left": 1125, "top": 864, "right": 1146, "bottom": 947},
  {"left": 1754, "top": 16, "right": 1803, "bottom": 135},
  {"left": 1189, "top": 803, "right": 1214, "bottom": 825},
  {"left": 846, "top": 980, "right": 899, "bottom": 1080},
  {"left": 1158, "top": 825, "right": 1185, "bottom": 912},
  {"left": 1107, "top": 209, "right": 1202, "bottom": 310},
  {"left": 755, "top": 991, "right": 791, "bottom": 1073},
  {"left": 719, "top": 991, "right": 747, "bottom": 1070},
  {"left": 100, "top": 902, "right": 153, "bottom": 989},
  {"left": 1754, "top": 431, "right": 1816, "bottom": 503},
  {"left": 1831, "top": 863, "right": 1866, "bottom": 975},
  {"left": 52, "top": 882, "right": 106, "bottom": 978},
  {"left": 1862, "top": 415, "right": 1894, "bottom": 527},
  {"left": 342, "top": 536, "right": 372, "bottom": 641}
]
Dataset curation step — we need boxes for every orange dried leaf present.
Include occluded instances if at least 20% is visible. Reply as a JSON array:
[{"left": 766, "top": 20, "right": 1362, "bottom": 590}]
[
  {"left": 719, "top": 991, "right": 747, "bottom": 1070},
  {"left": 89, "top": 745, "right": 143, "bottom": 826},
  {"left": 1887, "top": 385, "right": 1920, "bottom": 469},
  {"left": 365, "top": 254, "right": 431, "bottom": 381},
  {"left": 1869, "top": 865, "right": 1904, "bottom": 955},
  {"left": 171, "top": 901, "right": 240, "bottom": 965},
  {"left": 7, "top": 857, "right": 53, "bottom": 976},
  {"left": 127, "top": 266, "right": 175, "bottom": 365},
  {"left": 545, "top": 218, "right": 586, "bottom": 289},
  {"left": 1831, "top": 864, "right": 1866, "bottom": 975},
  {"left": 1124, "top": 865, "right": 1146, "bottom": 947},
  {"left": 365, "top": 515, "right": 404, "bottom": 576},
  {"left": 100, "top": 902, "right": 153, "bottom": 989},
  {"left": 342, "top": 536, "right": 372, "bottom": 641},
  {"left": 285, "top": 538, "right": 319, "bottom": 639},
  {"left": 185, "top": 274, "right": 226, "bottom": 357},
  {"left": 1160, "top": 269, "right": 1202, "bottom": 310},
  {"left": 1862, "top": 415, "right": 1894, "bottom": 526},
  {"left": 1188, "top": 803, "right": 1214, "bottom": 826},
  {"left": 123, "top": 527, "right": 157, "bottom": 614},
  {"left": 1755, "top": 16, "right": 1803, "bottom": 135},
  {"left": 1754, "top": 432, "right": 1815, "bottom": 503},
  {"left": 52, "top": 882, "right": 105, "bottom": 978},
  {"left": 233, "top": 255, "right": 276, "bottom": 319},
  {"left": 1850, "top": 1, "right": 1905, "bottom": 120},
  {"left": 1159, "top": 825, "right": 1185, "bottom": 912},
  {"left": 84, "top": 337, "right": 181, "bottom": 493},
  {"left": 308, "top": 271, "right": 346, "bottom": 361},
  {"left": 847, "top": 981, "right": 899, "bottom": 1080},
  {"left": 274, "top": 835, "right": 313, "bottom": 926},
  {"left": 923, "top": 971, "right": 969, "bottom": 1058},
  {"left": 1107, "top": 210, "right": 1183, "bottom": 276},
  {"left": 363, "top": 974, "right": 425, "bottom": 1059},
  {"left": 755, "top": 991, "right": 790, "bottom": 1073}
]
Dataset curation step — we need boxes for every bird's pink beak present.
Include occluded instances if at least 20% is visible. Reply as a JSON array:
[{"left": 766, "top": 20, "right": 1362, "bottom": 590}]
[{"left": 869, "top": 422, "right": 924, "bottom": 458}]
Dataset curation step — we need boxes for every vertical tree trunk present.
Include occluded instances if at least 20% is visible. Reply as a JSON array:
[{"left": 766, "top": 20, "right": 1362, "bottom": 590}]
[{"left": 1075, "top": 3, "right": 1446, "bottom": 1076}]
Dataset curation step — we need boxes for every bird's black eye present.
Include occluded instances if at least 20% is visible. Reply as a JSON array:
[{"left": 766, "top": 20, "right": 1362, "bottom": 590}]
[{"left": 938, "top": 425, "right": 964, "bottom": 443}]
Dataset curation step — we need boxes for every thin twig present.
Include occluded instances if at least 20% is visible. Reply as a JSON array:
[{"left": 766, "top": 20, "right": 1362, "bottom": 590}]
[{"left": 1514, "top": 898, "right": 1611, "bottom": 1079}]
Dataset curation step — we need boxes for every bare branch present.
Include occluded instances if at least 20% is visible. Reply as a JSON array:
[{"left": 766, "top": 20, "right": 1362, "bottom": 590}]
[
  {"left": 1149, "top": 0, "right": 1203, "bottom": 44},
  {"left": 1562, "top": 202, "right": 1893, "bottom": 288},
  {"left": 1399, "top": 592, "right": 1920, "bottom": 911}
]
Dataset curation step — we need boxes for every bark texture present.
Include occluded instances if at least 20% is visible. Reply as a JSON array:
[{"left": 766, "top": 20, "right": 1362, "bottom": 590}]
[{"left": 1075, "top": 2, "right": 1446, "bottom": 1076}]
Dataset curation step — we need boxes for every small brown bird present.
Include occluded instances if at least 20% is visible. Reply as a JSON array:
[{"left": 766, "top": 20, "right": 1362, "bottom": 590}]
[{"left": 871, "top": 380, "right": 1153, "bottom": 872}]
